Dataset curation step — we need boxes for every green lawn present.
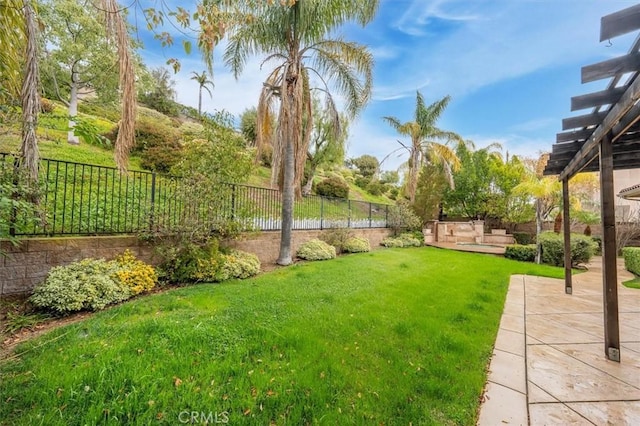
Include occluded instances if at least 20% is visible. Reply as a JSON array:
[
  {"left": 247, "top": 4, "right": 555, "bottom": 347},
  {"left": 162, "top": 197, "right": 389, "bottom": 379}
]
[
  {"left": 0, "top": 248, "right": 563, "bottom": 425},
  {"left": 623, "top": 276, "right": 640, "bottom": 289}
]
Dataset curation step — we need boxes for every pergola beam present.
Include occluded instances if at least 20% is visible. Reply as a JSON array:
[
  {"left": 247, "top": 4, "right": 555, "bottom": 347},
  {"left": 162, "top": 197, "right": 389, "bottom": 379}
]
[
  {"left": 601, "top": 4, "right": 640, "bottom": 41},
  {"left": 581, "top": 52, "right": 640, "bottom": 83},
  {"left": 571, "top": 86, "right": 626, "bottom": 111},
  {"left": 556, "top": 128, "right": 594, "bottom": 143},
  {"left": 562, "top": 112, "right": 608, "bottom": 130},
  {"left": 560, "top": 71, "right": 640, "bottom": 180}
]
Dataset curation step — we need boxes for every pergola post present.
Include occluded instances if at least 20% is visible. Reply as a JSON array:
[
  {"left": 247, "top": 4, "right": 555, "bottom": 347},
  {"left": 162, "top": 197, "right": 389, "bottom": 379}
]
[
  {"left": 562, "top": 177, "right": 572, "bottom": 294},
  {"left": 599, "top": 132, "right": 620, "bottom": 362}
]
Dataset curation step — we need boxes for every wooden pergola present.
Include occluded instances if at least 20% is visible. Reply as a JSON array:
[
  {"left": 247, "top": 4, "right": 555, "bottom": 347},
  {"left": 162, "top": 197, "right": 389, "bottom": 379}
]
[{"left": 543, "top": 4, "right": 640, "bottom": 362}]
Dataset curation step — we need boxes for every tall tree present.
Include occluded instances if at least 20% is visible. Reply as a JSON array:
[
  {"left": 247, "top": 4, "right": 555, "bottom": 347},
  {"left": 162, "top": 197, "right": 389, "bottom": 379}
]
[
  {"left": 138, "top": 67, "right": 178, "bottom": 116},
  {"left": 39, "top": 0, "right": 119, "bottom": 145},
  {"left": 190, "top": 70, "right": 214, "bottom": 116},
  {"left": 302, "top": 95, "right": 347, "bottom": 195},
  {"left": 383, "top": 91, "right": 462, "bottom": 203},
  {"left": 514, "top": 154, "right": 561, "bottom": 263},
  {"left": 443, "top": 140, "right": 502, "bottom": 219},
  {"left": 222, "top": 0, "right": 376, "bottom": 265}
]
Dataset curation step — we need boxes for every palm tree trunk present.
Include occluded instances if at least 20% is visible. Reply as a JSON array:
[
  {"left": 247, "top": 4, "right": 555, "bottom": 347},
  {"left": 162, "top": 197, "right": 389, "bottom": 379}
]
[
  {"left": 408, "top": 148, "right": 420, "bottom": 203},
  {"left": 278, "top": 125, "right": 296, "bottom": 265},
  {"left": 198, "top": 86, "right": 202, "bottom": 116},
  {"left": 19, "top": 0, "right": 40, "bottom": 183}
]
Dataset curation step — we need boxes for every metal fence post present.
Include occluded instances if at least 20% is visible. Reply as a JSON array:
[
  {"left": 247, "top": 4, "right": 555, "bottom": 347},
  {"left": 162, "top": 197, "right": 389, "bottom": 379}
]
[
  {"left": 231, "top": 184, "right": 237, "bottom": 220},
  {"left": 149, "top": 172, "right": 156, "bottom": 231},
  {"left": 348, "top": 199, "right": 351, "bottom": 228},
  {"left": 320, "top": 197, "right": 324, "bottom": 230},
  {"left": 9, "top": 157, "right": 19, "bottom": 237},
  {"left": 369, "top": 202, "right": 372, "bottom": 228}
]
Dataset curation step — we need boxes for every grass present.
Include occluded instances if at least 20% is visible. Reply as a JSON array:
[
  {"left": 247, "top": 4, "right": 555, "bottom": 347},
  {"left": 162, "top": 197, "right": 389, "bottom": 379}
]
[
  {"left": 623, "top": 276, "right": 640, "bottom": 289},
  {"left": 0, "top": 248, "right": 563, "bottom": 425}
]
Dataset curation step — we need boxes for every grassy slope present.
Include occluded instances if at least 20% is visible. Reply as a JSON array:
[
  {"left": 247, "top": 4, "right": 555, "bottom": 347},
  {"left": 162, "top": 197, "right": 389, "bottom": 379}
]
[
  {"left": 0, "top": 248, "right": 562, "bottom": 425},
  {"left": 1, "top": 99, "right": 394, "bottom": 202}
]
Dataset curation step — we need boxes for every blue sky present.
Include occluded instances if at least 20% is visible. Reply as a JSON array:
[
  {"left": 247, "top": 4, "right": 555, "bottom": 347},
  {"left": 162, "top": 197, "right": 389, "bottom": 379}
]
[{"left": 136, "top": 0, "right": 639, "bottom": 171}]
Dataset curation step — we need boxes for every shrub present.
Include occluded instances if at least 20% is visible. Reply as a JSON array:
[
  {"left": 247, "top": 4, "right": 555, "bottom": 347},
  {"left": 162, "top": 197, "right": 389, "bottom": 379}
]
[
  {"left": 622, "top": 247, "right": 640, "bottom": 276},
  {"left": 342, "top": 237, "right": 371, "bottom": 253},
  {"left": 113, "top": 250, "right": 157, "bottom": 295},
  {"left": 592, "top": 235, "right": 602, "bottom": 255},
  {"left": 30, "top": 259, "right": 129, "bottom": 314},
  {"left": 158, "top": 241, "right": 224, "bottom": 284},
  {"left": 381, "top": 233, "right": 422, "bottom": 248},
  {"left": 315, "top": 176, "right": 349, "bottom": 199},
  {"left": 381, "top": 237, "right": 404, "bottom": 248},
  {"left": 505, "top": 244, "right": 537, "bottom": 262},
  {"left": 40, "top": 98, "right": 55, "bottom": 113},
  {"left": 259, "top": 144, "right": 273, "bottom": 167},
  {"left": 354, "top": 175, "right": 371, "bottom": 189},
  {"left": 513, "top": 232, "right": 534, "bottom": 245},
  {"left": 297, "top": 239, "right": 336, "bottom": 261},
  {"left": 178, "top": 121, "right": 205, "bottom": 141},
  {"left": 538, "top": 231, "right": 597, "bottom": 267},
  {"left": 105, "top": 116, "right": 183, "bottom": 172},
  {"left": 215, "top": 250, "right": 261, "bottom": 281},
  {"left": 387, "top": 200, "right": 422, "bottom": 235},
  {"left": 320, "top": 228, "right": 353, "bottom": 254},
  {"left": 366, "top": 180, "right": 385, "bottom": 196}
]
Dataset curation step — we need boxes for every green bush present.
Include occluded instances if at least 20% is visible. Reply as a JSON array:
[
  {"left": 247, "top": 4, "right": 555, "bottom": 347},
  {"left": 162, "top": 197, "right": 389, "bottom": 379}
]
[
  {"left": 215, "top": 250, "right": 261, "bottom": 281},
  {"left": 112, "top": 250, "right": 158, "bottom": 295},
  {"left": 505, "top": 244, "right": 537, "bottom": 262},
  {"left": 315, "top": 176, "right": 349, "bottom": 199},
  {"left": 297, "top": 239, "right": 336, "bottom": 261},
  {"left": 30, "top": 259, "right": 130, "bottom": 313},
  {"left": 158, "top": 241, "right": 224, "bottom": 284},
  {"left": 354, "top": 175, "right": 371, "bottom": 189},
  {"left": 342, "top": 237, "right": 371, "bottom": 253},
  {"left": 366, "top": 180, "right": 386, "bottom": 196},
  {"left": 538, "top": 231, "right": 596, "bottom": 267},
  {"left": 623, "top": 247, "right": 640, "bottom": 276},
  {"left": 387, "top": 200, "right": 422, "bottom": 235},
  {"left": 320, "top": 228, "right": 353, "bottom": 254},
  {"left": 381, "top": 233, "right": 422, "bottom": 248},
  {"left": 513, "top": 232, "right": 534, "bottom": 245},
  {"left": 105, "top": 116, "right": 183, "bottom": 172}
]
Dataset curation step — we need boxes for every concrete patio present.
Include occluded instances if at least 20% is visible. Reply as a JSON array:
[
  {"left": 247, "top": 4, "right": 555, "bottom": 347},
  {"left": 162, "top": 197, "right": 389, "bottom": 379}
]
[{"left": 477, "top": 257, "right": 640, "bottom": 425}]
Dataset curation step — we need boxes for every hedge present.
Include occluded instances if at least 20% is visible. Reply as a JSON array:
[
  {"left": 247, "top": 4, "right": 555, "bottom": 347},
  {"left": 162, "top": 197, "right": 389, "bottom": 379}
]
[
  {"left": 622, "top": 247, "right": 640, "bottom": 276},
  {"left": 504, "top": 244, "right": 536, "bottom": 262},
  {"left": 538, "top": 231, "right": 597, "bottom": 267}
]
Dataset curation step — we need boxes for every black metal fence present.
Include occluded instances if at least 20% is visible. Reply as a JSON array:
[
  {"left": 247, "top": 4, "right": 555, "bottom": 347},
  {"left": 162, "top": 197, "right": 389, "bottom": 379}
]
[{"left": 1, "top": 154, "right": 391, "bottom": 237}]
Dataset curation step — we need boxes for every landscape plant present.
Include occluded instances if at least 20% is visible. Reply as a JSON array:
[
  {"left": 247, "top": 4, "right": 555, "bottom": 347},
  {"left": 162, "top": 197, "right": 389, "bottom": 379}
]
[
  {"left": 504, "top": 244, "right": 537, "bottom": 262},
  {"left": 381, "top": 232, "right": 422, "bottom": 248},
  {"left": 296, "top": 238, "right": 336, "bottom": 260},
  {"left": 342, "top": 236, "right": 370, "bottom": 253},
  {"left": 29, "top": 251, "right": 157, "bottom": 314},
  {"left": 622, "top": 247, "right": 640, "bottom": 276},
  {"left": 537, "top": 231, "right": 597, "bottom": 267}
]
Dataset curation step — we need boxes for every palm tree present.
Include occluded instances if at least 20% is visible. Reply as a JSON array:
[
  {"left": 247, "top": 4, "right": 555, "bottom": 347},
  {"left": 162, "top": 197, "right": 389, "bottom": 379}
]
[
  {"left": 190, "top": 70, "right": 214, "bottom": 116},
  {"left": 383, "top": 91, "right": 462, "bottom": 203},
  {"left": 223, "top": 0, "right": 376, "bottom": 265},
  {"left": 514, "top": 154, "right": 561, "bottom": 263}
]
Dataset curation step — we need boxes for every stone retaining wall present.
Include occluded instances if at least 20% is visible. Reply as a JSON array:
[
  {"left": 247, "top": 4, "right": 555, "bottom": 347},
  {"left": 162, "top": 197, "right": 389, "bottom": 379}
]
[{"left": 0, "top": 228, "right": 392, "bottom": 296}]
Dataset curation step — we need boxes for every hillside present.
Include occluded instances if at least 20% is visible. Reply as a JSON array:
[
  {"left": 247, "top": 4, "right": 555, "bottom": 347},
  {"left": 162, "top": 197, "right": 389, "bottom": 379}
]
[{"left": 0, "top": 99, "right": 395, "bottom": 205}]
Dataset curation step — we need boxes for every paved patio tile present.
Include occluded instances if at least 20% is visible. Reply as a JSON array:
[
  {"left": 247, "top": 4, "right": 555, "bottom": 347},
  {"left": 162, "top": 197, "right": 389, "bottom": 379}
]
[
  {"left": 566, "top": 401, "right": 640, "bottom": 426},
  {"left": 529, "top": 402, "right": 594, "bottom": 425},
  {"left": 477, "top": 382, "right": 527, "bottom": 426}
]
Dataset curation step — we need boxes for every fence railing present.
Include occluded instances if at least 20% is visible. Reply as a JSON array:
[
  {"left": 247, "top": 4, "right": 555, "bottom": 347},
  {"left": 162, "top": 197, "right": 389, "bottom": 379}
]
[{"left": 1, "top": 153, "right": 391, "bottom": 237}]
